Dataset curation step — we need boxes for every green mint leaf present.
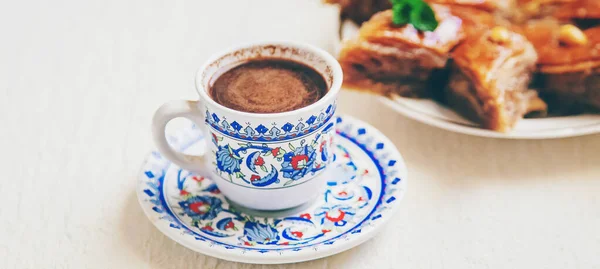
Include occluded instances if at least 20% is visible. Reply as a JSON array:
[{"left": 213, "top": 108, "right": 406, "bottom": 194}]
[
  {"left": 392, "top": 2, "right": 411, "bottom": 26},
  {"left": 409, "top": 1, "right": 438, "bottom": 31},
  {"left": 390, "top": 0, "right": 438, "bottom": 31}
]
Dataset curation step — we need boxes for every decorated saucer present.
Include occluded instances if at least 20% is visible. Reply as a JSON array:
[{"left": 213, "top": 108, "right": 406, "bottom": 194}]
[{"left": 137, "top": 115, "right": 407, "bottom": 264}]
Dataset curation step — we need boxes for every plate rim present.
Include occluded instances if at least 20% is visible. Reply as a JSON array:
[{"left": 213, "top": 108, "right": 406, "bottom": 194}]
[
  {"left": 379, "top": 96, "right": 600, "bottom": 139},
  {"left": 136, "top": 115, "right": 408, "bottom": 264}
]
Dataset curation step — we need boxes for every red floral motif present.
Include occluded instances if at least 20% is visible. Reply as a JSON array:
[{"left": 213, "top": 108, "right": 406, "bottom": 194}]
[
  {"left": 299, "top": 213, "right": 311, "bottom": 220},
  {"left": 338, "top": 191, "right": 348, "bottom": 196},
  {"left": 189, "top": 202, "right": 208, "bottom": 214},
  {"left": 325, "top": 210, "right": 346, "bottom": 222},
  {"left": 192, "top": 176, "right": 205, "bottom": 182},
  {"left": 320, "top": 140, "right": 327, "bottom": 152},
  {"left": 358, "top": 196, "right": 365, "bottom": 202},
  {"left": 271, "top": 148, "right": 280, "bottom": 156},
  {"left": 250, "top": 175, "right": 261, "bottom": 182},
  {"left": 201, "top": 225, "right": 213, "bottom": 231},
  {"left": 179, "top": 189, "right": 190, "bottom": 196},
  {"left": 291, "top": 231, "right": 304, "bottom": 238},
  {"left": 321, "top": 229, "right": 331, "bottom": 234},
  {"left": 244, "top": 241, "right": 252, "bottom": 246},
  {"left": 212, "top": 133, "right": 218, "bottom": 142},
  {"left": 290, "top": 155, "right": 309, "bottom": 170},
  {"left": 224, "top": 221, "right": 235, "bottom": 230},
  {"left": 281, "top": 242, "right": 289, "bottom": 245},
  {"left": 362, "top": 169, "right": 369, "bottom": 176},
  {"left": 254, "top": 156, "right": 265, "bottom": 166}
]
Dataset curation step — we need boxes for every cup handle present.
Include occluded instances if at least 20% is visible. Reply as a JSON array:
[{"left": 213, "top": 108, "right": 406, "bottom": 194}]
[{"left": 152, "top": 100, "right": 206, "bottom": 172}]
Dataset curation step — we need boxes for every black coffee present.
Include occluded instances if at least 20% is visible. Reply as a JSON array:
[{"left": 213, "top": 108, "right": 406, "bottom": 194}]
[{"left": 209, "top": 59, "right": 328, "bottom": 113}]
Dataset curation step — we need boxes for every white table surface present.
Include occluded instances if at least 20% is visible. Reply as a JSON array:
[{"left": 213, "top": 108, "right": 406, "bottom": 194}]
[{"left": 2, "top": 0, "right": 600, "bottom": 268}]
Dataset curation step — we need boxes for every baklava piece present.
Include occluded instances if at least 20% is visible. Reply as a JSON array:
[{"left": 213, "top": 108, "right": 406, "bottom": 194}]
[
  {"left": 338, "top": 5, "right": 464, "bottom": 97},
  {"left": 446, "top": 26, "right": 545, "bottom": 132},
  {"left": 525, "top": 20, "right": 600, "bottom": 112}
]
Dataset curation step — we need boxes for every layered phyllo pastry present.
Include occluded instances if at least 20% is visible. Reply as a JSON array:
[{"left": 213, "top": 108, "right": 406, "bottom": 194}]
[
  {"left": 338, "top": 5, "right": 464, "bottom": 97},
  {"left": 525, "top": 20, "right": 600, "bottom": 112},
  {"left": 446, "top": 26, "right": 545, "bottom": 131}
]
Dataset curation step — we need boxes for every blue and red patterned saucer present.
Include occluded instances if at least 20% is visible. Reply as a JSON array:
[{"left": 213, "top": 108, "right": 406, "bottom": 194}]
[{"left": 137, "top": 115, "right": 407, "bottom": 264}]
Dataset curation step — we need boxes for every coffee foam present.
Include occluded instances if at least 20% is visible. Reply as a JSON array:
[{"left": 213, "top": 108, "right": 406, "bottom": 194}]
[{"left": 209, "top": 59, "right": 327, "bottom": 113}]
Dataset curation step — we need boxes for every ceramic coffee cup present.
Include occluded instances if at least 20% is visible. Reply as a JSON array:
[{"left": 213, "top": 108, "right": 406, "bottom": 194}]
[{"left": 151, "top": 42, "right": 342, "bottom": 211}]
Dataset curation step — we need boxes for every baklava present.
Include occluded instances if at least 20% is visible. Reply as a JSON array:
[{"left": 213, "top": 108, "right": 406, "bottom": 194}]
[
  {"left": 446, "top": 27, "right": 545, "bottom": 131},
  {"left": 338, "top": 5, "right": 464, "bottom": 97},
  {"left": 525, "top": 20, "right": 600, "bottom": 111}
]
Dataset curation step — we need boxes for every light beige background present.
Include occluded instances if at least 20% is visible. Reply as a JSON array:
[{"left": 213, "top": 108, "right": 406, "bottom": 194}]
[{"left": 1, "top": 0, "right": 599, "bottom": 268}]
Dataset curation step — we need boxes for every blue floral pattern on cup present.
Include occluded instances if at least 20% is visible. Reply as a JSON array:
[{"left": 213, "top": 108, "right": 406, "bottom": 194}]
[
  {"left": 209, "top": 120, "right": 335, "bottom": 188},
  {"left": 215, "top": 145, "right": 243, "bottom": 178},
  {"left": 281, "top": 143, "right": 318, "bottom": 181},
  {"left": 203, "top": 101, "right": 337, "bottom": 189}
]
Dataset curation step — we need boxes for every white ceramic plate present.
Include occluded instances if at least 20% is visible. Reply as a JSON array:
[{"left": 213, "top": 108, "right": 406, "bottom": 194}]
[
  {"left": 337, "top": 20, "right": 600, "bottom": 139},
  {"left": 379, "top": 95, "right": 600, "bottom": 139},
  {"left": 137, "top": 115, "right": 407, "bottom": 264}
]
